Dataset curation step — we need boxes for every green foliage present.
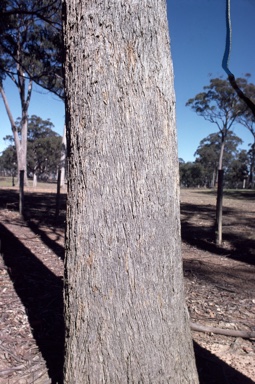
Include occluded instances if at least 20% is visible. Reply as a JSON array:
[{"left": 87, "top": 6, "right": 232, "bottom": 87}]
[
  {"left": 0, "top": 145, "right": 17, "bottom": 174},
  {"left": 194, "top": 131, "right": 243, "bottom": 187},
  {"left": 186, "top": 76, "right": 255, "bottom": 190},
  {"left": 186, "top": 78, "right": 245, "bottom": 132},
  {"left": 224, "top": 150, "right": 249, "bottom": 188},
  {"left": 180, "top": 131, "right": 251, "bottom": 189},
  {"left": 0, "top": 115, "right": 61, "bottom": 179},
  {"left": 27, "top": 135, "right": 61, "bottom": 179},
  {"left": 0, "top": 0, "right": 63, "bottom": 98},
  {"left": 179, "top": 161, "right": 205, "bottom": 188}
]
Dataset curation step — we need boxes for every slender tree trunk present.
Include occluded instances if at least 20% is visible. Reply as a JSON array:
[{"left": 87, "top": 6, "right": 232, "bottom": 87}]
[
  {"left": 33, "top": 173, "right": 37, "bottom": 187},
  {"left": 60, "top": 124, "right": 66, "bottom": 187},
  {"left": 216, "top": 133, "right": 225, "bottom": 245},
  {"left": 63, "top": 1, "right": 198, "bottom": 383},
  {"left": 211, "top": 167, "right": 217, "bottom": 188},
  {"left": 0, "top": 76, "right": 32, "bottom": 187},
  {"left": 19, "top": 170, "right": 24, "bottom": 217},
  {"left": 248, "top": 139, "right": 255, "bottom": 188},
  {"left": 0, "top": 86, "right": 21, "bottom": 158}
]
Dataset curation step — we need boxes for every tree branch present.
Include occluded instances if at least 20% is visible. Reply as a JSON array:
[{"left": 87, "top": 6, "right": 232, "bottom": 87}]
[
  {"left": 228, "top": 74, "right": 255, "bottom": 119},
  {"left": 190, "top": 321, "right": 255, "bottom": 339}
]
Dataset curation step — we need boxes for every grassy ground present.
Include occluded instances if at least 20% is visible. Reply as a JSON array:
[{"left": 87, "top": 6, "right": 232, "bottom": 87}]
[
  {"left": 0, "top": 176, "right": 64, "bottom": 192},
  {"left": 191, "top": 188, "right": 255, "bottom": 199}
]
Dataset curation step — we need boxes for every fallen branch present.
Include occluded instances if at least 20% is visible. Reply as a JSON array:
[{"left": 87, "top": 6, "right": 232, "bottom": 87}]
[{"left": 190, "top": 321, "right": 255, "bottom": 339}]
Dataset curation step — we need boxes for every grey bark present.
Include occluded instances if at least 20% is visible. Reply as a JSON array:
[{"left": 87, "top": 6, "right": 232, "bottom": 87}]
[
  {"left": 215, "top": 132, "right": 225, "bottom": 245},
  {"left": 0, "top": 67, "right": 32, "bottom": 186},
  {"left": 63, "top": 1, "right": 198, "bottom": 383},
  {"left": 60, "top": 124, "right": 66, "bottom": 187}
]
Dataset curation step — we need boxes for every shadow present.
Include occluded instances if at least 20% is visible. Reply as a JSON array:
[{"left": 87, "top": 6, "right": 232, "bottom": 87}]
[
  {"left": 198, "top": 189, "right": 255, "bottom": 201},
  {"left": 0, "top": 188, "right": 66, "bottom": 260},
  {"left": 22, "top": 191, "right": 66, "bottom": 229},
  {"left": 181, "top": 202, "right": 255, "bottom": 266},
  {"left": 27, "top": 220, "right": 65, "bottom": 261},
  {"left": 183, "top": 257, "right": 255, "bottom": 293},
  {"left": 1, "top": 209, "right": 254, "bottom": 383},
  {"left": 193, "top": 341, "right": 255, "bottom": 384},
  {"left": 0, "top": 223, "right": 64, "bottom": 383},
  {"left": 0, "top": 188, "right": 19, "bottom": 210},
  {"left": 0, "top": 188, "right": 66, "bottom": 229}
]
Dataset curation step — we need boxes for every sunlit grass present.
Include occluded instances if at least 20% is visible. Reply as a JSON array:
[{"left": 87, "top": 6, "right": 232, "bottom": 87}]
[
  {"left": 0, "top": 177, "right": 61, "bottom": 192},
  {"left": 182, "top": 188, "right": 255, "bottom": 200}
]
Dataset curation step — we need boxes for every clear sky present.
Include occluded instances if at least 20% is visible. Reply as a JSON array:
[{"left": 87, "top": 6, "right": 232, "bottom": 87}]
[
  {"left": 167, "top": 0, "right": 255, "bottom": 162},
  {"left": 0, "top": 0, "right": 254, "bottom": 162}
]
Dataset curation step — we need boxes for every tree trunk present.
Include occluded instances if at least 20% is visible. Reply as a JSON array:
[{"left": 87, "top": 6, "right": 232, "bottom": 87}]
[
  {"left": 63, "top": 1, "right": 198, "bottom": 383},
  {"left": 248, "top": 139, "right": 255, "bottom": 188},
  {"left": 19, "top": 170, "right": 24, "bottom": 217},
  {"left": 33, "top": 173, "right": 37, "bottom": 187},
  {"left": 0, "top": 74, "right": 32, "bottom": 186},
  {"left": 211, "top": 167, "right": 217, "bottom": 188},
  {"left": 215, "top": 133, "right": 225, "bottom": 245},
  {"left": 60, "top": 124, "right": 66, "bottom": 187}
]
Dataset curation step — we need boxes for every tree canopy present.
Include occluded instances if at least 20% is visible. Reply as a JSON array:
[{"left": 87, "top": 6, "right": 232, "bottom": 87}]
[
  {"left": 0, "top": 0, "right": 63, "bottom": 98},
  {"left": 179, "top": 131, "right": 251, "bottom": 189},
  {"left": 186, "top": 76, "right": 255, "bottom": 244},
  {"left": 186, "top": 78, "right": 245, "bottom": 148},
  {"left": 0, "top": 115, "right": 62, "bottom": 180}
]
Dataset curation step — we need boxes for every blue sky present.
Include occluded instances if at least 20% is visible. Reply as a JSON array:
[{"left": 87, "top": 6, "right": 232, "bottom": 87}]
[
  {"left": 0, "top": 0, "right": 254, "bottom": 162},
  {"left": 167, "top": 0, "right": 255, "bottom": 161}
]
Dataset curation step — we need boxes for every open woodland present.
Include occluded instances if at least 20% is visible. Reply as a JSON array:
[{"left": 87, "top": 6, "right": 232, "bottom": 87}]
[{"left": 0, "top": 182, "right": 254, "bottom": 383}]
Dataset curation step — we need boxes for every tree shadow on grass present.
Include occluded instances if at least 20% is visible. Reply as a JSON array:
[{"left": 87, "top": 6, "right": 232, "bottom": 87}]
[
  {"left": 23, "top": 191, "right": 67, "bottom": 229},
  {"left": 0, "top": 188, "right": 66, "bottom": 260},
  {"left": 0, "top": 188, "right": 66, "bottom": 228},
  {"left": 198, "top": 189, "right": 255, "bottom": 201},
  {"left": 27, "top": 220, "right": 65, "bottom": 261},
  {"left": 0, "top": 223, "right": 64, "bottom": 383},
  {"left": 193, "top": 341, "right": 255, "bottom": 384},
  {"left": 181, "top": 202, "right": 255, "bottom": 266}
]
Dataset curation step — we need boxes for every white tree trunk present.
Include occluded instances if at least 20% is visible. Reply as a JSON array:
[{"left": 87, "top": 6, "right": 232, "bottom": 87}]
[{"left": 33, "top": 173, "right": 37, "bottom": 187}]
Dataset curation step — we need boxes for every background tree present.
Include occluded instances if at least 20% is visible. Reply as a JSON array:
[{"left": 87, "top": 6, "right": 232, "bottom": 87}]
[
  {"left": 186, "top": 77, "right": 245, "bottom": 244},
  {"left": 195, "top": 131, "right": 243, "bottom": 188},
  {"left": 63, "top": 0, "right": 198, "bottom": 382},
  {"left": 2, "top": 115, "right": 62, "bottom": 184},
  {"left": 0, "top": 0, "right": 63, "bottom": 187},
  {"left": 27, "top": 135, "right": 62, "bottom": 185},
  {"left": 236, "top": 78, "right": 255, "bottom": 188},
  {"left": 0, "top": 144, "right": 17, "bottom": 176},
  {"left": 0, "top": 0, "right": 63, "bottom": 97},
  {"left": 179, "top": 161, "right": 205, "bottom": 188},
  {"left": 224, "top": 149, "right": 249, "bottom": 189}
]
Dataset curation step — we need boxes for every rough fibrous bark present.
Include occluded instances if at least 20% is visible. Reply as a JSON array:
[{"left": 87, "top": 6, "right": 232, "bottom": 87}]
[{"left": 63, "top": 1, "right": 198, "bottom": 382}]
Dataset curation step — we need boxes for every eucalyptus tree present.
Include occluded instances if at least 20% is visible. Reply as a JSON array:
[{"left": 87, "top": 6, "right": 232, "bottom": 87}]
[
  {"left": 179, "top": 161, "right": 205, "bottom": 188},
  {"left": 186, "top": 77, "right": 245, "bottom": 244},
  {"left": 224, "top": 149, "right": 249, "bottom": 189},
  {"left": 0, "top": 0, "right": 63, "bottom": 185},
  {"left": 0, "top": 0, "right": 63, "bottom": 97},
  {"left": 0, "top": 144, "right": 17, "bottom": 177},
  {"left": 236, "top": 77, "right": 255, "bottom": 187},
  {"left": 2, "top": 115, "right": 62, "bottom": 184},
  {"left": 63, "top": 0, "right": 198, "bottom": 382},
  {"left": 195, "top": 131, "right": 243, "bottom": 188}
]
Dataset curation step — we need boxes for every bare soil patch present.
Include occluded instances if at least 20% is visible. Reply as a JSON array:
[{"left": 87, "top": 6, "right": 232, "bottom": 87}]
[{"left": 0, "top": 187, "right": 254, "bottom": 383}]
